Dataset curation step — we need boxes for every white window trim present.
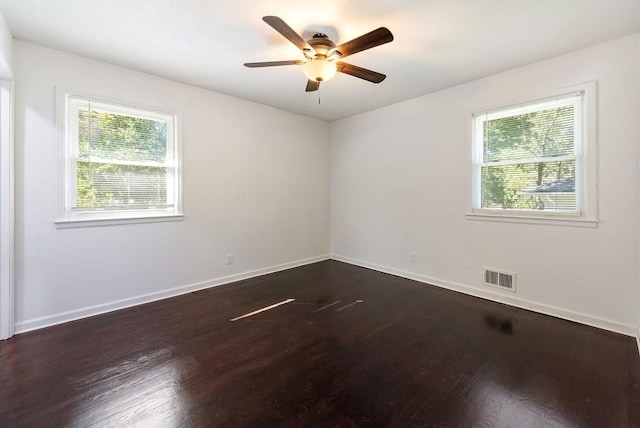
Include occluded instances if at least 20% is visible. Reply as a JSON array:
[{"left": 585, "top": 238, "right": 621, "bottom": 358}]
[
  {"left": 55, "top": 88, "right": 184, "bottom": 228},
  {"left": 466, "top": 81, "right": 598, "bottom": 227}
]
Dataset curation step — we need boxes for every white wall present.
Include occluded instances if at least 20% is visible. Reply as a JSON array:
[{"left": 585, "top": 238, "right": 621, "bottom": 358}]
[
  {"left": 12, "top": 33, "right": 640, "bottom": 336},
  {"left": 331, "top": 34, "right": 640, "bottom": 333},
  {"left": 14, "top": 41, "right": 331, "bottom": 331}
]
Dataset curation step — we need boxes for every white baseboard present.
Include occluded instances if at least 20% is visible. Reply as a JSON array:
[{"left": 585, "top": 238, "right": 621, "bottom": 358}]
[
  {"left": 15, "top": 254, "right": 330, "bottom": 334},
  {"left": 331, "top": 254, "right": 639, "bottom": 338},
  {"left": 636, "top": 329, "right": 640, "bottom": 356}
]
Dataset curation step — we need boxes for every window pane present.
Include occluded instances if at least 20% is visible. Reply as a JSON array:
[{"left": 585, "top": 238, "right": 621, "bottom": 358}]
[
  {"left": 481, "top": 160, "right": 576, "bottom": 211},
  {"left": 76, "top": 161, "right": 167, "bottom": 209},
  {"left": 78, "top": 109, "right": 168, "bottom": 163},
  {"left": 63, "top": 93, "right": 181, "bottom": 221},
  {"left": 483, "top": 105, "right": 575, "bottom": 163}
]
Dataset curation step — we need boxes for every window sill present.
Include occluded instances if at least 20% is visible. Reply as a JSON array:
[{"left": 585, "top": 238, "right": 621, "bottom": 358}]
[
  {"left": 465, "top": 212, "right": 598, "bottom": 228},
  {"left": 55, "top": 214, "right": 184, "bottom": 229}
]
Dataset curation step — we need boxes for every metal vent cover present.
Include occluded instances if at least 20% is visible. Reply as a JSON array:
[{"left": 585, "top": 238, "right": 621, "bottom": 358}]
[{"left": 484, "top": 268, "right": 516, "bottom": 292}]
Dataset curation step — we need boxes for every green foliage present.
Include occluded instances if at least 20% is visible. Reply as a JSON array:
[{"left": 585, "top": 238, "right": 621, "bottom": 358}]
[
  {"left": 78, "top": 110, "right": 167, "bottom": 161},
  {"left": 480, "top": 105, "right": 576, "bottom": 211},
  {"left": 75, "top": 109, "right": 168, "bottom": 208}
]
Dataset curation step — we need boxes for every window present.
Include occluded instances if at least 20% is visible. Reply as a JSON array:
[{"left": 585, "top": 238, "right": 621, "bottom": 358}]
[
  {"left": 470, "top": 83, "right": 596, "bottom": 225},
  {"left": 57, "top": 92, "right": 182, "bottom": 226}
]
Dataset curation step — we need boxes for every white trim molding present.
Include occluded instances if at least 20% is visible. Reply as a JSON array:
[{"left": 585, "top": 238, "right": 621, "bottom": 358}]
[
  {"left": 331, "top": 254, "right": 639, "bottom": 338},
  {"left": 0, "top": 79, "right": 13, "bottom": 340},
  {"left": 14, "top": 254, "right": 330, "bottom": 334},
  {"left": 55, "top": 214, "right": 184, "bottom": 229},
  {"left": 465, "top": 212, "right": 598, "bottom": 228}
]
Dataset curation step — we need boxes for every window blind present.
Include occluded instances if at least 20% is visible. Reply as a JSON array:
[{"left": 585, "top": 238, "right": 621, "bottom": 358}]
[
  {"left": 475, "top": 94, "right": 581, "bottom": 213},
  {"left": 67, "top": 97, "right": 176, "bottom": 212}
]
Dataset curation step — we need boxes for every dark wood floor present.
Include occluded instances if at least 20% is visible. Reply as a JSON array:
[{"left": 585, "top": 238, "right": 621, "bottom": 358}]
[{"left": 1, "top": 260, "right": 639, "bottom": 427}]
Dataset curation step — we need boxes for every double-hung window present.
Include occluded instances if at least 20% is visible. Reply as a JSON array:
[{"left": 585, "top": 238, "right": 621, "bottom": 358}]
[
  {"left": 58, "top": 92, "right": 182, "bottom": 226},
  {"left": 470, "top": 83, "right": 596, "bottom": 225}
]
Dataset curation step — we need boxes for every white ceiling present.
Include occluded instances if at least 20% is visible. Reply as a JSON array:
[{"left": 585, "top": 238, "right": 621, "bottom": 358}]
[{"left": 0, "top": 0, "right": 639, "bottom": 121}]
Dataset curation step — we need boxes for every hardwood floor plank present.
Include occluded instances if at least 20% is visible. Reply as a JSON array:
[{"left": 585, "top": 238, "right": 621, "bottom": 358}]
[{"left": 1, "top": 260, "right": 639, "bottom": 427}]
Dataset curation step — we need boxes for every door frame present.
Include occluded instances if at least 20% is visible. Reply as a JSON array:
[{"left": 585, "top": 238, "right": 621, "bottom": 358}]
[{"left": 0, "top": 78, "right": 13, "bottom": 340}]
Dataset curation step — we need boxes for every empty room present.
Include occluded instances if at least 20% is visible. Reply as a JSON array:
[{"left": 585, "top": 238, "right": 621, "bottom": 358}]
[{"left": 0, "top": 1, "right": 639, "bottom": 426}]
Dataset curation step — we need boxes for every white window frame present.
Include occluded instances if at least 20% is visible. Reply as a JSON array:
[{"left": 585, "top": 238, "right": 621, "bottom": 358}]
[
  {"left": 467, "top": 82, "right": 597, "bottom": 228},
  {"left": 56, "top": 89, "right": 183, "bottom": 228}
]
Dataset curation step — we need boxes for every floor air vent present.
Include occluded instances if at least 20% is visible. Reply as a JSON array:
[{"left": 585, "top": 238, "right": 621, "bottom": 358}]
[{"left": 484, "top": 268, "right": 516, "bottom": 292}]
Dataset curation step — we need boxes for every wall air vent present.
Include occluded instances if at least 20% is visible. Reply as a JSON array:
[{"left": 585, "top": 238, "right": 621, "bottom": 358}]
[{"left": 483, "top": 267, "right": 516, "bottom": 293}]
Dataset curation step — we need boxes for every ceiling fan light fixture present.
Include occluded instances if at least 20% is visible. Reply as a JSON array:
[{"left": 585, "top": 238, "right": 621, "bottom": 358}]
[{"left": 303, "top": 58, "right": 337, "bottom": 82}]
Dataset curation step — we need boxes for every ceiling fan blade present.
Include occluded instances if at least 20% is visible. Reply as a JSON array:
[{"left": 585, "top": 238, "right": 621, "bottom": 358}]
[
  {"left": 263, "top": 16, "right": 313, "bottom": 53},
  {"left": 305, "top": 80, "right": 320, "bottom": 92},
  {"left": 244, "top": 60, "right": 304, "bottom": 68},
  {"left": 335, "top": 27, "right": 393, "bottom": 58},
  {"left": 336, "top": 62, "right": 386, "bottom": 83}
]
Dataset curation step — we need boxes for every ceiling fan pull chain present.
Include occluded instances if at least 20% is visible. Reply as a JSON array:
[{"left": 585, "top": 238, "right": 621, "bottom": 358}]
[{"left": 318, "top": 89, "right": 321, "bottom": 105}]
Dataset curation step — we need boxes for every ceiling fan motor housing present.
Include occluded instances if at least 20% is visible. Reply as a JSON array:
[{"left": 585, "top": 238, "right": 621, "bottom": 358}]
[{"left": 307, "top": 33, "right": 338, "bottom": 57}]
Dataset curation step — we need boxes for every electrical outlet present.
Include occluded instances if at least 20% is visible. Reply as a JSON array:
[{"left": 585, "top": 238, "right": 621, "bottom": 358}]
[
  {"left": 226, "top": 254, "right": 233, "bottom": 265},
  {"left": 410, "top": 252, "right": 416, "bottom": 263}
]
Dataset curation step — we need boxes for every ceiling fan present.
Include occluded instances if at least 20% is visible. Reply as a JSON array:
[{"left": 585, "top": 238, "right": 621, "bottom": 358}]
[{"left": 244, "top": 16, "right": 394, "bottom": 92}]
